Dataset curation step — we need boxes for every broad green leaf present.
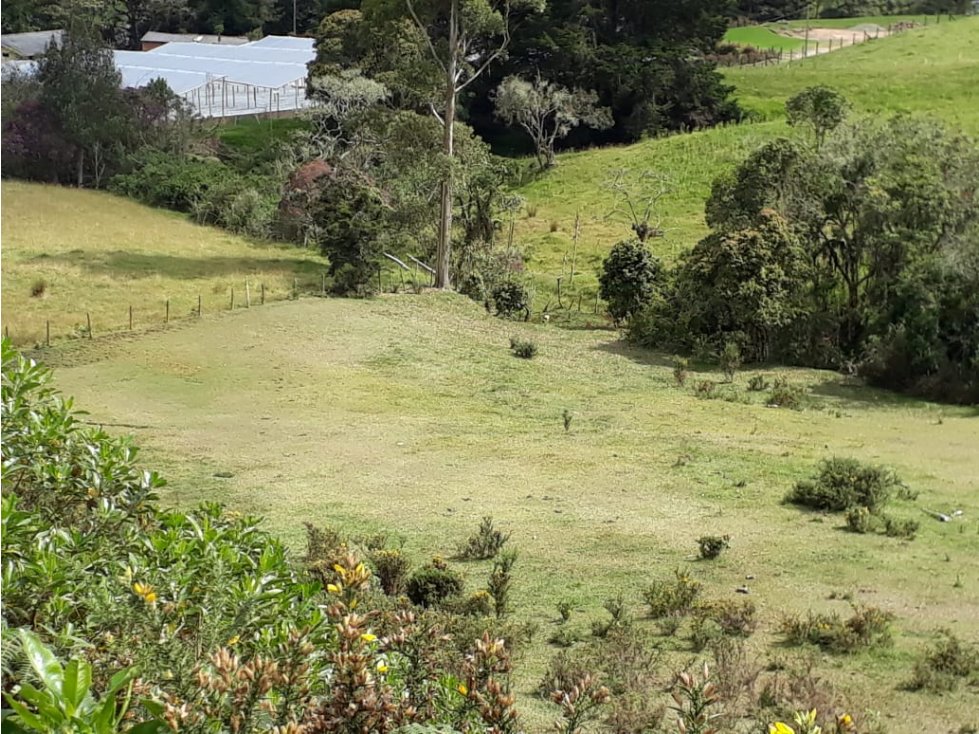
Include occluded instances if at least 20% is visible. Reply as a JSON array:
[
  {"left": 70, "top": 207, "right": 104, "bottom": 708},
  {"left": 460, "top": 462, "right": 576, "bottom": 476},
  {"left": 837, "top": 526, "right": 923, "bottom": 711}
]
[
  {"left": 16, "top": 630, "right": 63, "bottom": 695},
  {"left": 3, "top": 700, "right": 46, "bottom": 733},
  {"left": 62, "top": 659, "right": 92, "bottom": 713}
]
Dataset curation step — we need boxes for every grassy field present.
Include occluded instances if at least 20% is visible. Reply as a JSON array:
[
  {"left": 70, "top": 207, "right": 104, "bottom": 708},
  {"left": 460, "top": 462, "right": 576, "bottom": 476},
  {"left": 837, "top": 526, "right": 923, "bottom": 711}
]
[
  {"left": 0, "top": 181, "right": 327, "bottom": 346},
  {"left": 723, "top": 26, "right": 808, "bottom": 51},
  {"left": 724, "top": 16, "right": 979, "bottom": 127},
  {"left": 513, "top": 16, "right": 979, "bottom": 311},
  {"left": 42, "top": 293, "right": 979, "bottom": 732}
]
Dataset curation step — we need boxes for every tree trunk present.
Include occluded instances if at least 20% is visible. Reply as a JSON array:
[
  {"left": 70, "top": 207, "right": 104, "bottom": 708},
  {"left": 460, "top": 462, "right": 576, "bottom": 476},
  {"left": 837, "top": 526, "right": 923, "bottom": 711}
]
[{"left": 435, "top": 0, "right": 458, "bottom": 290}]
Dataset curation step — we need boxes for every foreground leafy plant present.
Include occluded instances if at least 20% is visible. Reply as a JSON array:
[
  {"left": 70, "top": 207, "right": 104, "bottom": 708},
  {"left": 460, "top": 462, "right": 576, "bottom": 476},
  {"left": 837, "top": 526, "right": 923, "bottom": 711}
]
[{"left": 3, "top": 630, "right": 164, "bottom": 734}]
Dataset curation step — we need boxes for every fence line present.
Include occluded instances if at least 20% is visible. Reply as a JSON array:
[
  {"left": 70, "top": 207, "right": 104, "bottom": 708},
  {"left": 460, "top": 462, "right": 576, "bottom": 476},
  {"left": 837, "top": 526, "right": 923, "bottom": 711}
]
[{"left": 2, "top": 265, "right": 442, "bottom": 349}]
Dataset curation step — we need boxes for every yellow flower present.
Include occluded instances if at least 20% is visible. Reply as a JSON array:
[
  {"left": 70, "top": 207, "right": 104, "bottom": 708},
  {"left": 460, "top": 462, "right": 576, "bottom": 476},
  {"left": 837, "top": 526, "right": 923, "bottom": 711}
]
[
  {"left": 327, "top": 583, "right": 341, "bottom": 594},
  {"left": 132, "top": 582, "right": 157, "bottom": 604},
  {"left": 837, "top": 713, "right": 854, "bottom": 730},
  {"left": 360, "top": 633, "right": 377, "bottom": 643},
  {"left": 333, "top": 564, "right": 346, "bottom": 574},
  {"left": 227, "top": 635, "right": 241, "bottom": 646},
  {"left": 457, "top": 683, "right": 468, "bottom": 696},
  {"left": 376, "top": 662, "right": 389, "bottom": 674},
  {"left": 769, "top": 724, "right": 795, "bottom": 734}
]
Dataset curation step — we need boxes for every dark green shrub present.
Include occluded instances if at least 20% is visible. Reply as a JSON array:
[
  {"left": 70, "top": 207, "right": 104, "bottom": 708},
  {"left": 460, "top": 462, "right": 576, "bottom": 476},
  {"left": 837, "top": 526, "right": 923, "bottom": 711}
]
[
  {"left": 746, "top": 374, "right": 769, "bottom": 391},
  {"left": 509, "top": 337, "right": 539, "bottom": 360},
  {"left": 458, "top": 516, "right": 511, "bottom": 560},
  {"left": 883, "top": 515, "right": 919, "bottom": 540},
  {"left": 493, "top": 282, "right": 530, "bottom": 319},
  {"left": 643, "top": 569, "right": 702, "bottom": 619},
  {"left": 370, "top": 548, "right": 411, "bottom": 595},
  {"left": 697, "top": 534, "right": 730, "bottom": 560},
  {"left": 405, "top": 559, "right": 465, "bottom": 608},
  {"left": 458, "top": 272, "right": 487, "bottom": 302},
  {"left": 908, "top": 632, "right": 979, "bottom": 692},
  {"left": 767, "top": 375, "right": 805, "bottom": 409},
  {"left": 779, "top": 605, "right": 894, "bottom": 653},
  {"left": 598, "top": 239, "right": 662, "bottom": 324},
  {"left": 454, "top": 589, "right": 494, "bottom": 616},
  {"left": 672, "top": 355, "right": 689, "bottom": 387},
  {"left": 690, "top": 616, "right": 725, "bottom": 652},
  {"left": 718, "top": 342, "right": 741, "bottom": 382},
  {"left": 788, "top": 457, "right": 902, "bottom": 513}
]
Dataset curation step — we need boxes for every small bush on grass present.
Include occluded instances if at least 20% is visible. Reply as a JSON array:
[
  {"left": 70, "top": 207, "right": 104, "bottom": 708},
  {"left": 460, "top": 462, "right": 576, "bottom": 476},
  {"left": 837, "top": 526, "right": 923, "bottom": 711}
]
[
  {"left": 882, "top": 515, "right": 920, "bottom": 540},
  {"left": 548, "top": 626, "right": 585, "bottom": 648},
  {"left": 370, "top": 548, "right": 411, "bottom": 595},
  {"left": 405, "top": 558, "right": 465, "bottom": 608},
  {"left": 787, "top": 457, "right": 902, "bottom": 513},
  {"left": 747, "top": 373, "right": 769, "bottom": 391},
  {"left": 556, "top": 600, "right": 574, "bottom": 623},
  {"left": 779, "top": 606, "right": 894, "bottom": 653},
  {"left": 592, "top": 594, "right": 631, "bottom": 638},
  {"left": 493, "top": 282, "right": 530, "bottom": 319},
  {"left": 672, "top": 355, "right": 689, "bottom": 387},
  {"left": 908, "top": 631, "right": 979, "bottom": 692},
  {"left": 695, "top": 599, "right": 758, "bottom": 638},
  {"left": 30, "top": 279, "right": 48, "bottom": 298},
  {"left": 719, "top": 341, "right": 741, "bottom": 382},
  {"left": 767, "top": 375, "right": 805, "bottom": 408},
  {"left": 509, "top": 336, "right": 539, "bottom": 359},
  {"left": 845, "top": 506, "right": 875, "bottom": 534},
  {"left": 488, "top": 551, "right": 518, "bottom": 618},
  {"left": 458, "top": 516, "right": 511, "bottom": 560},
  {"left": 643, "top": 569, "right": 702, "bottom": 619},
  {"left": 694, "top": 380, "right": 717, "bottom": 399},
  {"left": 697, "top": 534, "right": 730, "bottom": 560}
]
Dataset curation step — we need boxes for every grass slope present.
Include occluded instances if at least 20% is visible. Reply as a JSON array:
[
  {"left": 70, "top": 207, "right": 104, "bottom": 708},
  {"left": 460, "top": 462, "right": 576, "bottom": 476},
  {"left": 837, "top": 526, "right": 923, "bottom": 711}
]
[
  {"left": 514, "top": 16, "right": 979, "bottom": 310},
  {"left": 0, "top": 181, "right": 326, "bottom": 346},
  {"left": 723, "top": 26, "right": 808, "bottom": 51},
  {"left": 45, "top": 294, "right": 979, "bottom": 732},
  {"left": 725, "top": 16, "right": 979, "bottom": 128}
]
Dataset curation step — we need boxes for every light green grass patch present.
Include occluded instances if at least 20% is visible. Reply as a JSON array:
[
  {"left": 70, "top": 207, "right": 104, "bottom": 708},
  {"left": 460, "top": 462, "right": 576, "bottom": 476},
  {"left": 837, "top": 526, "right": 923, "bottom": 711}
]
[
  {"left": 0, "top": 182, "right": 327, "bottom": 346},
  {"left": 723, "top": 26, "right": 808, "bottom": 51}
]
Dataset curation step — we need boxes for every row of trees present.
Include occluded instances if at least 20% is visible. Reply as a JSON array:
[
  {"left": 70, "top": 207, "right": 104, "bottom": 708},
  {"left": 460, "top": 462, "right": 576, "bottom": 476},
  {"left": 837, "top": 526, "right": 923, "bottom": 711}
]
[{"left": 602, "top": 88, "right": 979, "bottom": 403}]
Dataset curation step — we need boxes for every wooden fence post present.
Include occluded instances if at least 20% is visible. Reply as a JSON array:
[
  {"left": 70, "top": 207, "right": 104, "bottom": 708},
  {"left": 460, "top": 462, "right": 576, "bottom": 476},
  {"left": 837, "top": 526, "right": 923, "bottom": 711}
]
[
  {"left": 129, "top": 305, "right": 133, "bottom": 330},
  {"left": 293, "top": 278, "right": 298, "bottom": 299},
  {"left": 198, "top": 294, "right": 202, "bottom": 317},
  {"left": 46, "top": 320, "right": 50, "bottom": 346},
  {"left": 261, "top": 283, "right": 266, "bottom": 305},
  {"left": 165, "top": 299, "right": 170, "bottom": 324},
  {"left": 321, "top": 272, "right": 326, "bottom": 296},
  {"left": 87, "top": 312, "right": 92, "bottom": 339},
  {"left": 230, "top": 287, "right": 235, "bottom": 310},
  {"left": 246, "top": 281, "right": 251, "bottom": 308}
]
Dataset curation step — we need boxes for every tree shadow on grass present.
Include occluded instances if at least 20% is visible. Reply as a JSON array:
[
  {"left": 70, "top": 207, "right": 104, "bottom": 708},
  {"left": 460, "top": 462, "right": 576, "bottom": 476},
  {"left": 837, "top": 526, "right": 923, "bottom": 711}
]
[
  {"left": 591, "top": 338, "right": 675, "bottom": 368},
  {"left": 810, "top": 377, "right": 938, "bottom": 410},
  {"left": 38, "top": 250, "right": 325, "bottom": 280}
]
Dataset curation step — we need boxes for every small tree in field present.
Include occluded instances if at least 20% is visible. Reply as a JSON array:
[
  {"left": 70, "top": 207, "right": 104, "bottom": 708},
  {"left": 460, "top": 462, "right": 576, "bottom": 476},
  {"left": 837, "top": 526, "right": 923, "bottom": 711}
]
[
  {"left": 599, "top": 239, "right": 662, "bottom": 324},
  {"left": 493, "top": 74, "right": 612, "bottom": 170},
  {"left": 785, "top": 85, "right": 849, "bottom": 148}
]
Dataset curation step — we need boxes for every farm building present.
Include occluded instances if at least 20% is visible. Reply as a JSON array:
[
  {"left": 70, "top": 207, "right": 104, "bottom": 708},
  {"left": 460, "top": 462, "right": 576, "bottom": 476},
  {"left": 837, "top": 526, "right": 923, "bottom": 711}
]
[
  {"left": 140, "top": 31, "right": 249, "bottom": 51},
  {"left": 1, "top": 29, "right": 63, "bottom": 59},
  {"left": 115, "top": 35, "right": 316, "bottom": 119}
]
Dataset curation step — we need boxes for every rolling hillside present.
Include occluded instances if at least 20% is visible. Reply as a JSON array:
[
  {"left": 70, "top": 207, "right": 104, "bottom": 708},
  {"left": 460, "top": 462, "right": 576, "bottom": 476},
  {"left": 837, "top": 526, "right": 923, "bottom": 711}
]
[{"left": 514, "top": 16, "right": 979, "bottom": 309}]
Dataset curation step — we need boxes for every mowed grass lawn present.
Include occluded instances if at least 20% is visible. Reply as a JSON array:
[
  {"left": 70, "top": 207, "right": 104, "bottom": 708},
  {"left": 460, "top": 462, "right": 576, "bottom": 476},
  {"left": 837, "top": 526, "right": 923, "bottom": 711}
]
[
  {"left": 514, "top": 16, "right": 979, "bottom": 311},
  {"left": 723, "top": 26, "right": 808, "bottom": 51},
  {"left": 45, "top": 294, "right": 979, "bottom": 732},
  {"left": 0, "top": 181, "right": 326, "bottom": 347}
]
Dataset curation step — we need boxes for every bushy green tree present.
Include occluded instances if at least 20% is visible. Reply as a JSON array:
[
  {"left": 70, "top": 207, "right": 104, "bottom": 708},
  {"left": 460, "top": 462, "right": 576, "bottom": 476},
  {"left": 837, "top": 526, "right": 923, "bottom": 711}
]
[
  {"left": 785, "top": 85, "right": 850, "bottom": 148},
  {"left": 671, "top": 210, "right": 808, "bottom": 361},
  {"left": 599, "top": 239, "right": 663, "bottom": 324}
]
